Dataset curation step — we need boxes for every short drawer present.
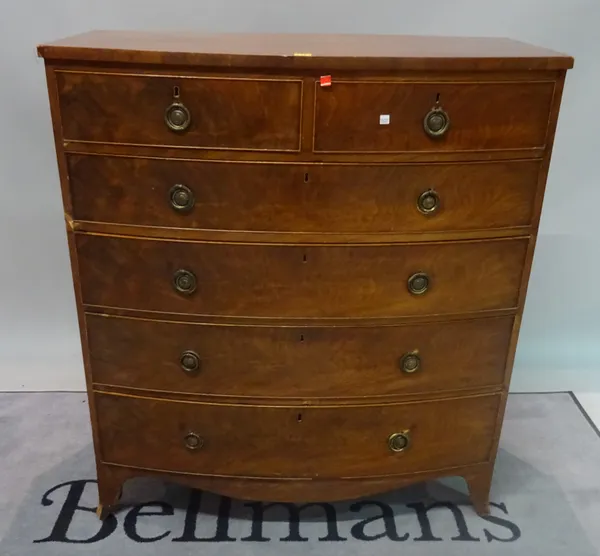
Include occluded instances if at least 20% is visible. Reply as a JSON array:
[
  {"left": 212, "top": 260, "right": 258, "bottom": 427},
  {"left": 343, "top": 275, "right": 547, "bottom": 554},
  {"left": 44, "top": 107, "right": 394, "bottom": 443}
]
[
  {"left": 68, "top": 155, "right": 540, "bottom": 234},
  {"left": 95, "top": 392, "right": 501, "bottom": 477},
  {"left": 87, "top": 314, "right": 513, "bottom": 397},
  {"left": 55, "top": 71, "right": 302, "bottom": 151},
  {"left": 314, "top": 80, "right": 555, "bottom": 152},
  {"left": 76, "top": 235, "right": 528, "bottom": 318}
]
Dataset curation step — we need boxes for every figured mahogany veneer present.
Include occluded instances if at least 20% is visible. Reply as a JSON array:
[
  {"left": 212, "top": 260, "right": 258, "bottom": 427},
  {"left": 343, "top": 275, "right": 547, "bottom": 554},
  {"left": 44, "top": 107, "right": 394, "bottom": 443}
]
[
  {"left": 56, "top": 71, "right": 303, "bottom": 151},
  {"left": 95, "top": 392, "right": 501, "bottom": 478},
  {"left": 87, "top": 314, "right": 514, "bottom": 398},
  {"left": 76, "top": 235, "right": 528, "bottom": 318},
  {"left": 68, "top": 155, "right": 541, "bottom": 234},
  {"left": 313, "top": 81, "right": 555, "bottom": 153},
  {"left": 38, "top": 31, "right": 573, "bottom": 71},
  {"left": 38, "top": 31, "right": 572, "bottom": 520}
]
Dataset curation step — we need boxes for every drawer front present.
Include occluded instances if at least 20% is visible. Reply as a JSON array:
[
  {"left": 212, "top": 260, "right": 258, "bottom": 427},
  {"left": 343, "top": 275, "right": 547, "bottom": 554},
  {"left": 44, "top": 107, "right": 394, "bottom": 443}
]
[
  {"left": 76, "top": 236, "right": 528, "bottom": 318},
  {"left": 96, "top": 392, "right": 500, "bottom": 477},
  {"left": 87, "top": 314, "right": 513, "bottom": 397},
  {"left": 56, "top": 71, "right": 302, "bottom": 151},
  {"left": 68, "top": 155, "right": 540, "bottom": 234},
  {"left": 314, "top": 81, "right": 554, "bottom": 152}
]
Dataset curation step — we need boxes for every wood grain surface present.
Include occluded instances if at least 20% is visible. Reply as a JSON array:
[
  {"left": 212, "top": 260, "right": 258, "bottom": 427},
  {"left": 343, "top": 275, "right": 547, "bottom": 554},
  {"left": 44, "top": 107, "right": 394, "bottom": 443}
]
[
  {"left": 56, "top": 71, "right": 303, "bottom": 151},
  {"left": 38, "top": 31, "right": 574, "bottom": 71},
  {"left": 76, "top": 234, "right": 529, "bottom": 318},
  {"left": 87, "top": 313, "right": 514, "bottom": 398},
  {"left": 314, "top": 81, "right": 554, "bottom": 152},
  {"left": 95, "top": 391, "right": 501, "bottom": 477},
  {"left": 95, "top": 461, "right": 495, "bottom": 506},
  {"left": 68, "top": 154, "right": 541, "bottom": 234}
]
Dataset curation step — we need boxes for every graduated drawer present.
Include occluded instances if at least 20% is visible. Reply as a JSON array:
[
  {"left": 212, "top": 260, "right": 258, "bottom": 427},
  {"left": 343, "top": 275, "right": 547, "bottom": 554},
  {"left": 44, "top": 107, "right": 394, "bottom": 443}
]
[
  {"left": 68, "top": 155, "right": 540, "bottom": 234},
  {"left": 76, "top": 235, "right": 528, "bottom": 318},
  {"left": 87, "top": 314, "right": 513, "bottom": 397},
  {"left": 314, "top": 80, "right": 555, "bottom": 153},
  {"left": 95, "top": 392, "right": 501, "bottom": 477},
  {"left": 55, "top": 71, "right": 302, "bottom": 151}
]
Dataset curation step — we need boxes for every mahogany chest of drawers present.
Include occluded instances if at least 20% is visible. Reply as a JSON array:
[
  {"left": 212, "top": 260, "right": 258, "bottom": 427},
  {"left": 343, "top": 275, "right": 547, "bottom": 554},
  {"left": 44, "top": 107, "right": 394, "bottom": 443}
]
[{"left": 37, "top": 31, "right": 573, "bottom": 519}]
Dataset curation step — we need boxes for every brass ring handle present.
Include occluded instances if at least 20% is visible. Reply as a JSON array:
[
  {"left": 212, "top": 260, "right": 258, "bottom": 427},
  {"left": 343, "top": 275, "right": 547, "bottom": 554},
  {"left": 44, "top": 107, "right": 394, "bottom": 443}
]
[
  {"left": 184, "top": 432, "right": 204, "bottom": 451},
  {"left": 173, "top": 269, "right": 197, "bottom": 295},
  {"left": 400, "top": 351, "right": 421, "bottom": 373},
  {"left": 165, "top": 101, "right": 191, "bottom": 132},
  {"left": 417, "top": 189, "right": 440, "bottom": 215},
  {"left": 423, "top": 105, "right": 450, "bottom": 138},
  {"left": 180, "top": 350, "right": 200, "bottom": 374},
  {"left": 407, "top": 272, "right": 430, "bottom": 295},
  {"left": 388, "top": 431, "right": 411, "bottom": 453},
  {"left": 169, "top": 184, "right": 195, "bottom": 213}
]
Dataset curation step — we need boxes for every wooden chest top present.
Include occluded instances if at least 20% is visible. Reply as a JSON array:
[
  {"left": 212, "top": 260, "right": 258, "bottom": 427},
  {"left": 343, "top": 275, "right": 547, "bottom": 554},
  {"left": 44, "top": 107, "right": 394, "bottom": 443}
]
[{"left": 38, "top": 31, "right": 573, "bottom": 71}]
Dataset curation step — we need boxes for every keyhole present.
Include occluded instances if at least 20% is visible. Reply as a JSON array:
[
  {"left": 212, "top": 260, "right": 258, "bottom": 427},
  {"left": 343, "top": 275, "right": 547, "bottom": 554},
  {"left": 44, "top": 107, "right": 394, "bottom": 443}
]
[
  {"left": 304, "top": 172, "right": 309, "bottom": 183},
  {"left": 173, "top": 86, "right": 180, "bottom": 98},
  {"left": 300, "top": 334, "right": 305, "bottom": 342},
  {"left": 302, "top": 253, "right": 307, "bottom": 263},
  {"left": 435, "top": 92, "right": 440, "bottom": 103},
  {"left": 297, "top": 413, "right": 303, "bottom": 423}
]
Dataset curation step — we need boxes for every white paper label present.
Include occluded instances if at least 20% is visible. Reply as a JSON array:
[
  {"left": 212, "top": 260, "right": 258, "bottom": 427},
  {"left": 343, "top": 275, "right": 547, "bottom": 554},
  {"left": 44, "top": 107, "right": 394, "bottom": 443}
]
[{"left": 379, "top": 114, "right": 390, "bottom": 125}]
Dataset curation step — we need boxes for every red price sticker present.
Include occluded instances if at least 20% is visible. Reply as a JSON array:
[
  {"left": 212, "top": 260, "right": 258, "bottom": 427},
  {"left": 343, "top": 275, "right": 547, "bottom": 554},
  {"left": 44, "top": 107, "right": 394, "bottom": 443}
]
[{"left": 320, "top": 75, "right": 332, "bottom": 87}]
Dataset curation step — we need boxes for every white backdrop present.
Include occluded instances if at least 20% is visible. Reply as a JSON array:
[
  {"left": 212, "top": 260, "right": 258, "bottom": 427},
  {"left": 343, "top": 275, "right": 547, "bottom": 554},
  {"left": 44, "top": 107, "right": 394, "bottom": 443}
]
[{"left": 0, "top": 0, "right": 598, "bottom": 391}]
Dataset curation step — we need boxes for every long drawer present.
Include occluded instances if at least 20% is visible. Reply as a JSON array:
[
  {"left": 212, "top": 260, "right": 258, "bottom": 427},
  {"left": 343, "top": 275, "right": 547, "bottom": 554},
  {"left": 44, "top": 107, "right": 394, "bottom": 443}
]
[
  {"left": 76, "top": 235, "right": 529, "bottom": 318},
  {"left": 95, "top": 392, "right": 501, "bottom": 477},
  {"left": 68, "top": 155, "right": 540, "bottom": 234},
  {"left": 87, "top": 314, "right": 513, "bottom": 397}
]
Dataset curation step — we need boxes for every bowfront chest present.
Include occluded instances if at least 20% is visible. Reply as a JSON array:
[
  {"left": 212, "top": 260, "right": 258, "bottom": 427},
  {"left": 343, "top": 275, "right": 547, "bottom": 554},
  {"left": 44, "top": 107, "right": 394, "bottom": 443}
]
[{"left": 37, "top": 31, "right": 573, "bottom": 519}]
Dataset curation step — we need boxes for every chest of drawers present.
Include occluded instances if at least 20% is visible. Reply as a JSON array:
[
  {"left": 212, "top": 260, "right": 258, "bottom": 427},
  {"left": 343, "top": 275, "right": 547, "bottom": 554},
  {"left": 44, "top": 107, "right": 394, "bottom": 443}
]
[{"left": 38, "top": 31, "right": 573, "bottom": 519}]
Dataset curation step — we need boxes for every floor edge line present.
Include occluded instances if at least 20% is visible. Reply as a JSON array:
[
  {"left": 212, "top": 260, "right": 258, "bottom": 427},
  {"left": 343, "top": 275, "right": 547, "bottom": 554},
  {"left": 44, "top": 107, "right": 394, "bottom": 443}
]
[{"left": 568, "top": 391, "right": 600, "bottom": 439}]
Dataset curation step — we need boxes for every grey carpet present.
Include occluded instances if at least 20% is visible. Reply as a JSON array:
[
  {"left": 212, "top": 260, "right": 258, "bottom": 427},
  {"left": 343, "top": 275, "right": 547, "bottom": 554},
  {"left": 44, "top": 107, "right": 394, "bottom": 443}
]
[{"left": 0, "top": 392, "right": 599, "bottom": 554}]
